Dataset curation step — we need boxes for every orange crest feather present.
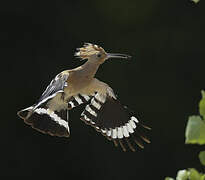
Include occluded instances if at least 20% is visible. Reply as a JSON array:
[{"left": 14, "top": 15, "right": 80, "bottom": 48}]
[{"left": 75, "top": 43, "right": 105, "bottom": 59}]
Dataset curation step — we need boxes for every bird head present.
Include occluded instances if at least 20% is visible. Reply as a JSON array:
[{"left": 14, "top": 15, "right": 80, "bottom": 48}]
[{"left": 75, "top": 43, "right": 131, "bottom": 64}]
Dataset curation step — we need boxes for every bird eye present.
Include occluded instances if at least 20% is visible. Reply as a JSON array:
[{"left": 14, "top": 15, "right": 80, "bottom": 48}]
[{"left": 97, "top": 53, "right": 101, "bottom": 58}]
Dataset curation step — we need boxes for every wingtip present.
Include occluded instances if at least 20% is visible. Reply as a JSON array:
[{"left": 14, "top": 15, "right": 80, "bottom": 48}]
[
  {"left": 17, "top": 106, "right": 33, "bottom": 120},
  {"left": 141, "top": 124, "right": 151, "bottom": 130}
]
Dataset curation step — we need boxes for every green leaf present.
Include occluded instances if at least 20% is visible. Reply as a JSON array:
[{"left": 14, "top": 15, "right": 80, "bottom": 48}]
[
  {"left": 199, "top": 151, "right": 205, "bottom": 166},
  {"left": 165, "top": 169, "right": 205, "bottom": 180},
  {"left": 189, "top": 168, "right": 204, "bottom": 180},
  {"left": 199, "top": 90, "right": 205, "bottom": 119},
  {"left": 185, "top": 115, "right": 205, "bottom": 144},
  {"left": 176, "top": 169, "right": 189, "bottom": 180},
  {"left": 200, "top": 175, "right": 205, "bottom": 180},
  {"left": 191, "top": 0, "right": 200, "bottom": 3},
  {"left": 165, "top": 177, "right": 175, "bottom": 180}
]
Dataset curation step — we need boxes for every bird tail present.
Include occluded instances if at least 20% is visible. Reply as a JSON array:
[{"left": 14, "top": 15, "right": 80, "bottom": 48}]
[{"left": 17, "top": 106, "right": 70, "bottom": 137}]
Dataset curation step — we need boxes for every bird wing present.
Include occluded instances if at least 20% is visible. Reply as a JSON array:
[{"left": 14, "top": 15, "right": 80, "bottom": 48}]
[
  {"left": 80, "top": 87, "right": 151, "bottom": 151},
  {"left": 18, "top": 106, "right": 70, "bottom": 137},
  {"left": 67, "top": 94, "right": 94, "bottom": 109},
  {"left": 18, "top": 72, "right": 70, "bottom": 137},
  {"left": 34, "top": 72, "right": 69, "bottom": 109}
]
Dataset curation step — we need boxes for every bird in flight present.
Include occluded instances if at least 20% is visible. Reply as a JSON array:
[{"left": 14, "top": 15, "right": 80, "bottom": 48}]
[{"left": 17, "top": 43, "right": 150, "bottom": 151}]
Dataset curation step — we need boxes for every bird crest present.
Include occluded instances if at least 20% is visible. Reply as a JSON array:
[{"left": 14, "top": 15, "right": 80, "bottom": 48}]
[{"left": 75, "top": 43, "right": 106, "bottom": 60}]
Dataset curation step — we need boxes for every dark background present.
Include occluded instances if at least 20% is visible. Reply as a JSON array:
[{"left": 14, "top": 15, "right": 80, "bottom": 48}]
[{"left": 1, "top": 0, "right": 205, "bottom": 178}]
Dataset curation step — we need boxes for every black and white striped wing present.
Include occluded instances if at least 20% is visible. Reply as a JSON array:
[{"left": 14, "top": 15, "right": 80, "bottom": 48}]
[
  {"left": 35, "top": 73, "right": 69, "bottom": 108},
  {"left": 18, "top": 106, "right": 70, "bottom": 137},
  {"left": 17, "top": 72, "right": 70, "bottom": 137},
  {"left": 67, "top": 94, "right": 94, "bottom": 109},
  {"left": 80, "top": 92, "right": 151, "bottom": 152}
]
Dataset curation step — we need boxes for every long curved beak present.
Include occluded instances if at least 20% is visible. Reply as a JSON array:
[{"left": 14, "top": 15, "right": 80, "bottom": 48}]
[{"left": 107, "top": 53, "right": 131, "bottom": 59}]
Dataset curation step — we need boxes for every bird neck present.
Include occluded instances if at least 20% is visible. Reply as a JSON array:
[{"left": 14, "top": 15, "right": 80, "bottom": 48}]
[{"left": 82, "top": 60, "right": 101, "bottom": 78}]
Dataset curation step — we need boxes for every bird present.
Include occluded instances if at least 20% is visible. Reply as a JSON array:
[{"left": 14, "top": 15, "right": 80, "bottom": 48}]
[{"left": 17, "top": 43, "right": 151, "bottom": 152}]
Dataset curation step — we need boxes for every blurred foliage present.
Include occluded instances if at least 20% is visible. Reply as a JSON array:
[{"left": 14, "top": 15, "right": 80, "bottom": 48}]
[
  {"left": 165, "top": 177, "right": 175, "bottom": 180},
  {"left": 185, "top": 116, "right": 205, "bottom": 145},
  {"left": 166, "top": 169, "right": 205, "bottom": 180},
  {"left": 191, "top": 0, "right": 200, "bottom": 4},
  {"left": 165, "top": 91, "right": 205, "bottom": 180},
  {"left": 199, "top": 91, "right": 205, "bottom": 120},
  {"left": 199, "top": 151, "right": 205, "bottom": 166},
  {"left": 186, "top": 91, "right": 205, "bottom": 145}
]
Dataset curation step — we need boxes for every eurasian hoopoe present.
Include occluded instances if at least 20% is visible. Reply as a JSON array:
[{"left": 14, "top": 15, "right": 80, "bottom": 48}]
[{"left": 17, "top": 43, "right": 150, "bottom": 152}]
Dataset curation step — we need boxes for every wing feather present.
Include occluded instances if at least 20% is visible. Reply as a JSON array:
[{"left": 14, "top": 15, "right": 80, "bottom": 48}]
[
  {"left": 34, "top": 73, "right": 69, "bottom": 108},
  {"left": 80, "top": 87, "right": 151, "bottom": 151}
]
